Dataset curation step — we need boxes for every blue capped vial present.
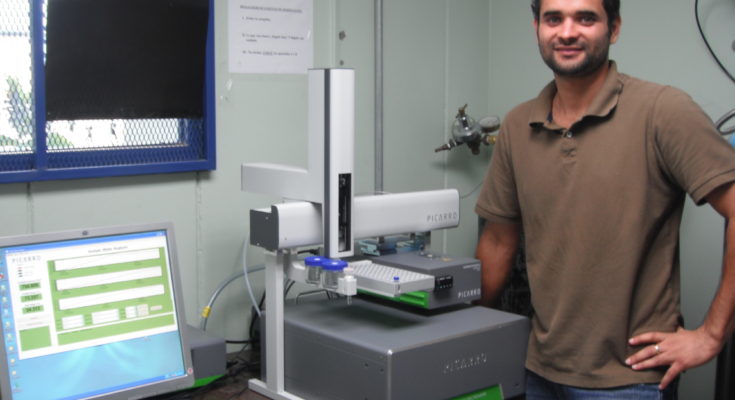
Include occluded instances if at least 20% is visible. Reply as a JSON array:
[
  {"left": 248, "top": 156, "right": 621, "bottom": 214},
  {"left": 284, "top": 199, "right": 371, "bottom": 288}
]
[
  {"left": 304, "top": 256, "right": 325, "bottom": 285},
  {"left": 321, "top": 259, "right": 347, "bottom": 290}
]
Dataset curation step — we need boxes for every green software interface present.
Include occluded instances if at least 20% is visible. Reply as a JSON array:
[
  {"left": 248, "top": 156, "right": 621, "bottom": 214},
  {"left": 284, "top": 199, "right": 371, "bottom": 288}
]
[
  {"left": 7, "top": 233, "right": 178, "bottom": 358},
  {"left": 0, "top": 229, "right": 190, "bottom": 400}
]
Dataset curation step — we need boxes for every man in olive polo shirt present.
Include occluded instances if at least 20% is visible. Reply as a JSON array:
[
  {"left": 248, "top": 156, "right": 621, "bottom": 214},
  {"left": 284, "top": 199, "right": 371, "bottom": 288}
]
[{"left": 474, "top": 0, "right": 735, "bottom": 398}]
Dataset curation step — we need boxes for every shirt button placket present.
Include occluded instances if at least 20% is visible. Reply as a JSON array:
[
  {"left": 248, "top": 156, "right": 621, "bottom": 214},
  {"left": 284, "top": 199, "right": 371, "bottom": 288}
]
[{"left": 560, "top": 129, "right": 577, "bottom": 162}]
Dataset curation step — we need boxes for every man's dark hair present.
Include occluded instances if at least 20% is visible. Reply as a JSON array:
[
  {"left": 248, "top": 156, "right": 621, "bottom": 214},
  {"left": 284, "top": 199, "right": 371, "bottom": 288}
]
[{"left": 531, "top": 0, "right": 620, "bottom": 28}]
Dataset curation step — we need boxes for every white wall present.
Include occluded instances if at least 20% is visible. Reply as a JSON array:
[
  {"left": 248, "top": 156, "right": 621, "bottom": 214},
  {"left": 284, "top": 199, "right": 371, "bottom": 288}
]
[
  {"left": 0, "top": 0, "right": 349, "bottom": 352},
  {"left": 0, "top": 0, "right": 491, "bottom": 350},
  {"left": 382, "top": 0, "right": 491, "bottom": 256}
]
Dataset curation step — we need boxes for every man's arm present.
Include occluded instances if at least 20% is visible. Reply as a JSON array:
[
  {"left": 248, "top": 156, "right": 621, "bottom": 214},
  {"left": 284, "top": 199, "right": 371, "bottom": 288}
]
[
  {"left": 475, "top": 221, "right": 521, "bottom": 308},
  {"left": 626, "top": 181, "right": 735, "bottom": 389}
]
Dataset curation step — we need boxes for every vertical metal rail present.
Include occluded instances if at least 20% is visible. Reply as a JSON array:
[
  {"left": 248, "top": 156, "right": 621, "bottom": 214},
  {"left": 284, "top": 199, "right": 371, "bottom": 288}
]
[{"left": 374, "top": 0, "right": 384, "bottom": 194}]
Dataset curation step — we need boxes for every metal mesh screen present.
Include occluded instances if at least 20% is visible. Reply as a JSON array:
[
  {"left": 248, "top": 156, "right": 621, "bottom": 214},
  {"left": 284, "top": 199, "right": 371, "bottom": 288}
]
[
  {"left": 0, "top": 0, "right": 34, "bottom": 162},
  {"left": 46, "top": 119, "right": 184, "bottom": 150},
  {"left": 47, "top": 118, "right": 206, "bottom": 169}
]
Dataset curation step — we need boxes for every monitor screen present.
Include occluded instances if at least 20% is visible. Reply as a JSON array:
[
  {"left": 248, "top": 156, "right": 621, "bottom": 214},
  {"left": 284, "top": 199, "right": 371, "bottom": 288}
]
[{"left": 0, "top": 223, "right": 194, "bottom": 400}]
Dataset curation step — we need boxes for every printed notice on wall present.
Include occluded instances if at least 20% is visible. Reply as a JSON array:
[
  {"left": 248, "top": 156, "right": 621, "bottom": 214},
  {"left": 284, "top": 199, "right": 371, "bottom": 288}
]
[{"left": 228, "top": 0, "right": 313, "bottom": 74}]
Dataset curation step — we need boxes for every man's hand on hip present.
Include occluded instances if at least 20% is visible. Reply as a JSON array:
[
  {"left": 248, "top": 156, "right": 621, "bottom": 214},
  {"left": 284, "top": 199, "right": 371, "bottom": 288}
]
[{"left": 626, "top": 327, "right": 723, "bottom": 390}]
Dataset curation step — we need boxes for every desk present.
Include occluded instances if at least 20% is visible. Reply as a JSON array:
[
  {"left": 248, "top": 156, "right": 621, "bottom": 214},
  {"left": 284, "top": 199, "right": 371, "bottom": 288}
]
[
  {"left": 147, "top": 371, "right": 269, "bottom": 400},
  {"left": 151, "top": 374, "right": 268, "bottom": 400}
]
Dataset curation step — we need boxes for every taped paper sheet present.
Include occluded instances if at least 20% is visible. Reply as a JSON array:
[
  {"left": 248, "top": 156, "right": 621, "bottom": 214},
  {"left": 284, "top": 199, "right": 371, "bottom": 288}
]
[{"left": 228, "top": 0, "right": 313, "bottom": 74}]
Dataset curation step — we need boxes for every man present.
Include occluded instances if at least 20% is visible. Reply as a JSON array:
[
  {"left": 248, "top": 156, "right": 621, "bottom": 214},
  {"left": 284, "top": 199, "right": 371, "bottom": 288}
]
[{"left": 474, "top": 0, "right": 735, "bottom": 398}]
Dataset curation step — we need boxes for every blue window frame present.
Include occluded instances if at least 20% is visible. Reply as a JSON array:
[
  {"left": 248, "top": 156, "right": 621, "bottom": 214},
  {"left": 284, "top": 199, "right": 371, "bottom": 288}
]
[{"left": 0, "top": 0, "right": 215, "bottom": 183}]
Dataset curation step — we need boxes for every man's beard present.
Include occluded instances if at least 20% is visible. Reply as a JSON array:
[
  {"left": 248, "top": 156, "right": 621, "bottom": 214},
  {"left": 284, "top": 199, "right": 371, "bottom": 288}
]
[{"left": 539, "top": 36, "right": 611, "bottom": 78}]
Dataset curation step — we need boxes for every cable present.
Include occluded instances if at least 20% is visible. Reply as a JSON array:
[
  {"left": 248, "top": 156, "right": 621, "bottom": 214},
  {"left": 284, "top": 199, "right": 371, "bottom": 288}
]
[
  {"left": 198, "top": 263, "right": 265, "bottom": 331},
  {"left": 694, "top": 0, "right": 735, "bottom": 84},
  {"left": 225, "top": 339, "right": 252, "bottom": 345},
  {"left": 241, "top": 236, "right": 262, "bottom": 318},
  {"left": 199, "top": 271, "right": 243, "bottom": 331},
  {"left": 460, "top": 180, "right": 484, "bottom": 200},
  {"left": 694, "top": 0, "right": 735, "bottom": 136},
  {"left": 198, "top": 236, "right": 265, "bottom": 332},
  {"left": 248, "top": 292, "right": 266, "bottom": 341},
  {"left": 284, "top": 279, "right": 296, "bottom": 297},
  {"left": 716, "top": 108, "right": 735, "bottom": 135}
]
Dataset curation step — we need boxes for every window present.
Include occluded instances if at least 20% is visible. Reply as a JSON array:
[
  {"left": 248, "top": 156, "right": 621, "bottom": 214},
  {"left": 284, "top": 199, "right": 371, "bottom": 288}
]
[{"left": 0, "top": 0, "right": 215, "bottom": 183}]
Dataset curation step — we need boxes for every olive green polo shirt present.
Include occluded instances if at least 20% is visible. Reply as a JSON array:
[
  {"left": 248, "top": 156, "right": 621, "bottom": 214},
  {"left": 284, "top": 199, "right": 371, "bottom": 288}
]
[{"left": 475, "top": 61, "right": 735, "bottom": 388}]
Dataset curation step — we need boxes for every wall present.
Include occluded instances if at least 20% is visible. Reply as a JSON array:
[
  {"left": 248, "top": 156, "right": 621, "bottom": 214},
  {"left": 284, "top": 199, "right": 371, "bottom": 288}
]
[
  {"left": 382, "top": 0, "right": 491, "bottom": 257},
  {"left": 487, "top": 0, "right": 735, "bottom": 397},
  {"left": 203, "top": 0, "right": 345, "bottom": 348},
  {"left": 0, "top": 0, "right": 492, "bottom": 352},
  {"left": 212, "top": 0, "right": 493, "bottom": 343},
  {"left": 0, "top": 1, "right": 348, "bottom": 352},
  {"left": 210, "top": 0, "right": 494, "bottom": 343}
]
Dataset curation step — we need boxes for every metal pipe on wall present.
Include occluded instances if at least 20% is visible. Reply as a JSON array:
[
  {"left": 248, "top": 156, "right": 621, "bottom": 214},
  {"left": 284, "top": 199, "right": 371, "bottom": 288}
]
[{"left": 374, "top": 0, "right": 384, "bottom": 194}]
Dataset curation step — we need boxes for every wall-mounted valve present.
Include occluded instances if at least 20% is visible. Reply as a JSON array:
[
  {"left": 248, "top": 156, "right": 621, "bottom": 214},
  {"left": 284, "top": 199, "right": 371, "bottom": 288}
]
[{"left": 435, "top": 104, "right": 500, "bottom": 155}]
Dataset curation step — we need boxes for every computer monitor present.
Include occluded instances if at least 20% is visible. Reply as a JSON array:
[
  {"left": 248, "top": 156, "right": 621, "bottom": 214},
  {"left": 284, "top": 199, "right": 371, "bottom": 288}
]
[{"left": 0, "top": 222, "right": 194, "bottom": 400}]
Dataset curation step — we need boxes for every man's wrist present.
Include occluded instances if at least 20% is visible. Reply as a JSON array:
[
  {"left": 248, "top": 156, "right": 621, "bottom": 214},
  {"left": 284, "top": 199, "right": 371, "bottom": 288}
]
[{"left": 698, "top": 324, "right": 726, "bottom": 350}]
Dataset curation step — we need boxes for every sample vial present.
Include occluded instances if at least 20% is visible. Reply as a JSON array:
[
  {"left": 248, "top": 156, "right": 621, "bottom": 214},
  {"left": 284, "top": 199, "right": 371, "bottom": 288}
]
[
  {"left": 304, "top": 256, "right": 325, "bottom": 285},
  {"left": 321, "top": 259, "right": 347, "bottom": 290}
]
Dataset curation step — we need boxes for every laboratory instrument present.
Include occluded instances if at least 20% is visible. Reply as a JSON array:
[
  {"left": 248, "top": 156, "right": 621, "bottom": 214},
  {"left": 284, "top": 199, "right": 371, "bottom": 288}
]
[{"left": 242, "top": 68, "right": 528, "bottom": 400}]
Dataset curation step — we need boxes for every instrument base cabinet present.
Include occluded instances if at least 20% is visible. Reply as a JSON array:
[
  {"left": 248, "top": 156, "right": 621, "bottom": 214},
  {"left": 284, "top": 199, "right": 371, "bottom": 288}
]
[{"left": 263, "top": 298, "right": 529, "bottom": 400}]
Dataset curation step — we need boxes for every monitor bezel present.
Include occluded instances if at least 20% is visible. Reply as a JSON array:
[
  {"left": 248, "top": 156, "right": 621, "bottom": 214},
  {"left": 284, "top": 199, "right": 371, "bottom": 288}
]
[{"left": 0, "top": 221, "right": 195, "bottom": 400}]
